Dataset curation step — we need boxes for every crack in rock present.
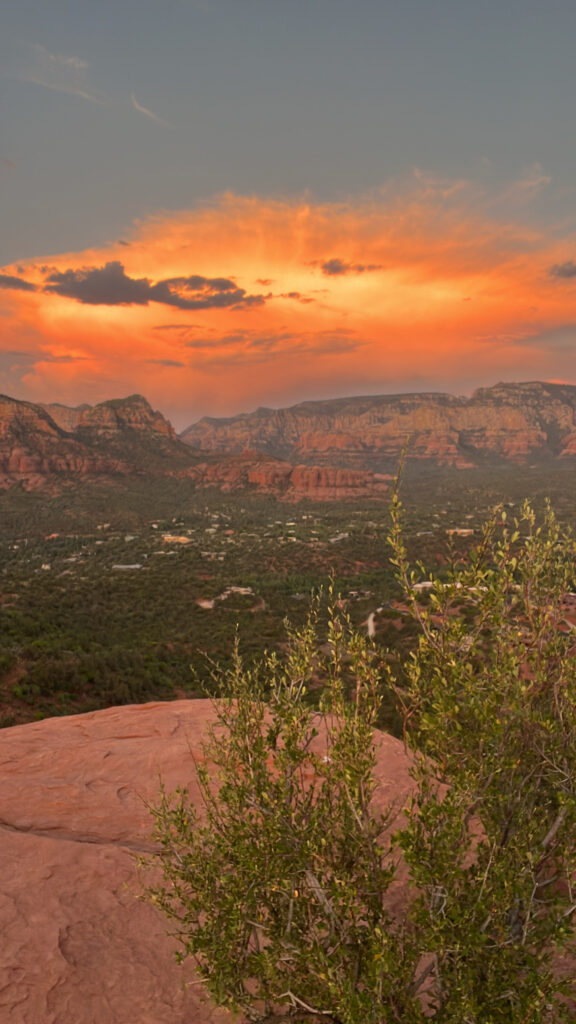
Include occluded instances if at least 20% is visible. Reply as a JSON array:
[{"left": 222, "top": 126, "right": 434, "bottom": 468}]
[{"left": 0, "top": 821, "right": 158, "bottom": 854}]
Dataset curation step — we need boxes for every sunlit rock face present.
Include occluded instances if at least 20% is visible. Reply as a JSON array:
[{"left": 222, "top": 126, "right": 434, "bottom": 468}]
[
  {"left": 176, "top": 452, "right": 390, "bottom": 500},
  {"left": 0, "top": 394, "right": 131, "bottom": 486},
  {"left": 0, "top": 700, "right": 414, "bottom": 1024},
  {"left": 42, "top": 394, "right": 176, "bottom": 439},
  {"left": 0, "top": 394, "right": 389, "bottom": 498},
  {"left": 4, "top": 380, "right": 576, "bottom": 496},
  {"left": 181, "top": 381, "right": 576, "bottom": 467},
  {"left": 0, "top": 393, "right": 179, "bottom": 488}
]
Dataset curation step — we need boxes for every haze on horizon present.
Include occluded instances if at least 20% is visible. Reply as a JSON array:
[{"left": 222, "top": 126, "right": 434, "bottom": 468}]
[{"left": 2, "top": 0, "right": 576, "bottom": 429}]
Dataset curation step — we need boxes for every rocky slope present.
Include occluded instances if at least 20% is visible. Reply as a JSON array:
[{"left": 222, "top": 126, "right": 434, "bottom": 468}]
[
  {"left": 0, "top": 394, "right": 390, "bottom": 499},
  {"left": 180, "top": 452, "right": 390, "bottom": 500},
  {"left": 0, "top": 393, "right": 221, "bottom": 490},
  {"left": 4, "top": 381, "right": 576, "bottom": 499},
  {"left": 0, "top": 394, "right": 132, "bottom": 487},
  {"left": 42, "top": 394, "right": 176, "bottom": 439},
  {"left": 181, "top": 381, "right": 576, "bottom": 468},
  {"left": 0, "top": 700, "right": 414, "bottom": 1024}
]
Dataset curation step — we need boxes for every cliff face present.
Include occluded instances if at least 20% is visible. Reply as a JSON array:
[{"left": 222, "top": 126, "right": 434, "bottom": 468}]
[
  {"left": 41, "top": 394, "right": 176, "bottom": 439},
  {"left": 0, "top": 394, "right": 177, "bottom": 489},
  {"left": 181, "top": 382, "right": 576, "bottom": 468},
  {"left": 0, "top": 395, "right": 130, "bottom": 487},
  {"left": 4, "top": 381, "right": 576, "bottom": 499},
  {"left": 0, "top": 394, "right": 390, "bottom": 500},
  {"left": 180, "top": 454, "right": 390, "bottom": 501}
]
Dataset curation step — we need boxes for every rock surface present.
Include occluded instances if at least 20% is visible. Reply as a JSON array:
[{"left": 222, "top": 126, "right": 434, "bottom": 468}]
[
  {"left": 5, "top": 380, "right": 576, "bottom": 499},
  {"left": 0, "top": 393, "right": 182, "bottom": 489},
  {"left": 0, "top": 394, "right": 389, "bottom": 499},
  {"left": 42, "top": 394, "right": 176, "bottom": 439},
  {"left": 181, "top": 381, "right": 576, "bottom": 467},
  {"left": 180, "top": 454, "right": 390, "bottom": 500},
  {"left": 0, "top": 700, "right": 414, "bottom": 1024}
]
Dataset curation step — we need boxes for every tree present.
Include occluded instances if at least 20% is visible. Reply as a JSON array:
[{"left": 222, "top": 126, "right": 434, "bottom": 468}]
[{"left": 144, "top": 500, "right": 576, "bottom": 1023}]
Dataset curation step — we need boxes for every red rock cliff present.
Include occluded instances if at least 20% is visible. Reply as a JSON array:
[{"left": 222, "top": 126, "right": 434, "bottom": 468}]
[{"left": 180, "top": 381, "right": 576, "bottom": 468}]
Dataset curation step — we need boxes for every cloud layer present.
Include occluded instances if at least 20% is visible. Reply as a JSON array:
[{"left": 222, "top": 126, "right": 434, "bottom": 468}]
[
  {"left": 319, "top": 258, "right": 382, "bottom": 276},
  {"left": 1, "top": 186, "right": 576, "bottom": 426},
  {"left": 41, "top": 261, "right": 264, "bottom": 310}
]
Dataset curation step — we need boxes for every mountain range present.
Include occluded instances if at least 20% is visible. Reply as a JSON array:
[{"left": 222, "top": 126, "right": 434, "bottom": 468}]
[
  {"left": 1, "top": 381, "right": 576, "bottom": 499},
  {"left": 181, "top": 381, "right": 576, "bottom": 469}
]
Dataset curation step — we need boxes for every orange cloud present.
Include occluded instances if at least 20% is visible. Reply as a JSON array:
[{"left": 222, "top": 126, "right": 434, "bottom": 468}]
[{"left": 2, "top": 187, "right": 576, "bottom": 427}]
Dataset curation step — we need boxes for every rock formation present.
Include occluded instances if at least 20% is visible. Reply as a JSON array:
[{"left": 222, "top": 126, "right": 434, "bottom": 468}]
[
  {"left": 181, "top": 381, "right": 576, "bottom": 468},
  {"left": 0, "top": 395, "right": 390, "bottom": 500},
  {"left": 180, "top": 454, "right": 390, "bottom": 500},
  {"left": 42, "top": 394, "right": 176, "bottom": 439},
  {"left": 0, "top": 393, "right": 193, "bottom": 490},
  {"left": 0, "top": 700, "right": 414, "bottom": 1024},
  {"left": 3, "top": 381, "right": 576, "bottom": 499},
  {"left": 0, "top": 394, "right": 131, "bottom": 488}
]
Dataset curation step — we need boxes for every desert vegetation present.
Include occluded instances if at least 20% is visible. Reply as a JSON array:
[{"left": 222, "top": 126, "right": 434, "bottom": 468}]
[
  {"left": 145, "top": 496, "right": 576, "bottom": 1023},
  {"left": 3, "top": 464, "right": 576, "bottom": 729}
]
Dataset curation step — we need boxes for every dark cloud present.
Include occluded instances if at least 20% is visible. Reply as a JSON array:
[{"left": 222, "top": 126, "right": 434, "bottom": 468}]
[
  {"left": 147, "top": 358, "right": 185, "bottom": 367},
  {"left": 0, "top": 273, "right": 37, "bottom": 293},
  {"left": 549, "top": 260, "right": 576, "bottom": 280},
  {"left": 42, "top": 261, "right": 266, "bottom": 310},
  {"left": 0, "top": 349, "right": 36, "bottom": 363},
  {"left": 279, "top": 291, "right": 315, "bottom": 304},
  {"left": 44, "top": 262, "right": 151, "bottom": 305},
  {"left": 0, "top": 350, "right": 84, "bottom": 389},
  {"left": 153, "top": 322, "right": 206, "bottom": 331},
  {"left": 184, "top": 338, "right": 217, "bottom": 349},
  {"left": 517, "top": 324, "right": 576, "bottom": 351},
  {"left": 319, "top": 258, "right": 382, "bottom": 276},
  {"left": 149, "top": 275, "right": 265, "bottom": 310}
]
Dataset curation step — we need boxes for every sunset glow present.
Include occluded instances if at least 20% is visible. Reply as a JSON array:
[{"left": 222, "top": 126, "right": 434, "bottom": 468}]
[{"left": 2, "top": 187, "right": 576, "bottom": 427}]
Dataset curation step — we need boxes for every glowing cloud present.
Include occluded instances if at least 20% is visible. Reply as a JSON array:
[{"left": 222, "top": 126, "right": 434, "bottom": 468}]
[{"left": 2, "top": 184, "right": 576, "bottom": 426}]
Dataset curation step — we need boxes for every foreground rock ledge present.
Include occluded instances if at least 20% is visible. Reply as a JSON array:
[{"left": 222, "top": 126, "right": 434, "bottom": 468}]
[{"left": 0, "top": 700, "right": 414, "bottom": 1024}]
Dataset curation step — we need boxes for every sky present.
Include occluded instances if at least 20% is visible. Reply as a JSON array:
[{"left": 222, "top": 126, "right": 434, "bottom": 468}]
[{"left": 2, "top": 0, "right": 576, "bottom": 429}]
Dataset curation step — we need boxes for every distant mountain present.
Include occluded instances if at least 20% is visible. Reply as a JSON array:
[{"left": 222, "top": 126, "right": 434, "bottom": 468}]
[
  {"left": 180, "top": 382, "right": 576, "bottom": 469},
  {"left": 0, "top": 394, "right": 192, "bottom": 490},
  {"left": 40, "top": 395, "right": 175, "bottom": 439},
  {"left": 0, "top": 393, "right": 388, "bottom": 500},
  {"left": 3, "top": 382, "right": 576, "bottom": 500}
]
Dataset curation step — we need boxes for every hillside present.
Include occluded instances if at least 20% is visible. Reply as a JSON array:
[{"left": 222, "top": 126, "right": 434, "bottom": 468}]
[
  {"left": 3, "top": 382, "right": 576, "bottom": 499},
  {"left": 0, "top": 394, "right": 389, "bottom": 499},
  {"left": 0, "top": 393, "right": 192, "bottom": 489},
  {"left": 181, "top": 381, "right": 576, "bottom": 469}
]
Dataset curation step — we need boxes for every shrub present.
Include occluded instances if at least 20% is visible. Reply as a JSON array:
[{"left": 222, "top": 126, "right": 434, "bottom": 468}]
[
  {"left": 390, "top": 496, "right": 576, "bottom": 1021},
  {"left": 145, "top": 500, "right": 576, "bottom": 1022},
  {"left": 145, "top": 608, "right": 419, "bottom": 1022}
]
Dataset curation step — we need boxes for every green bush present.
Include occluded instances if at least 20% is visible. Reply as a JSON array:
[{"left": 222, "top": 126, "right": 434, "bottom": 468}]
[
  {"left": 390, "top": 496, "right": 576, "bottom": 1022},
  {"left": 145, "top": 500, "right": 576, "bottom": 1023}
]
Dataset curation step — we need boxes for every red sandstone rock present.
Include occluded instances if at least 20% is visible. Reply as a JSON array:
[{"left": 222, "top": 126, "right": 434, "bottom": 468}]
[
  {"left": 41, "top": 395, "right": 176, "bottom": 439},
  {"left": 0, "top": 394, "right": 179, "bottom": 489},
  {"left": 0, "top": 700, "right": 414, "bottom": 1024},
  {"left": 181, "top": 381, "right": 576, "bottom": 467},
  {"left": 178, "top": 454, "right": 389, "bottom": 500},
  {"left": 6, "top": 380, "right": 576, "bottom": 498}
]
